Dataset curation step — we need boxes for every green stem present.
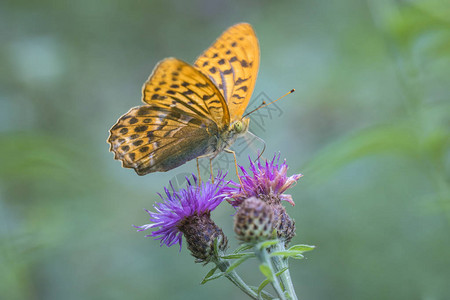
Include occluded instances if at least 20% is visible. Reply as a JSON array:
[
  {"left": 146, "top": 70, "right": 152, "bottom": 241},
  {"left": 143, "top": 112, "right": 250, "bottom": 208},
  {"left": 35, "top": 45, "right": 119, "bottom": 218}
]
[
  {"left": 213, "top": 257, "right": 259, "bottom": 300},
  {"left": 271, "top": 243, "right": 298, "bottom": 300},
  {"left": 255, "top": 246, "right": 288, "bottom": 300}
]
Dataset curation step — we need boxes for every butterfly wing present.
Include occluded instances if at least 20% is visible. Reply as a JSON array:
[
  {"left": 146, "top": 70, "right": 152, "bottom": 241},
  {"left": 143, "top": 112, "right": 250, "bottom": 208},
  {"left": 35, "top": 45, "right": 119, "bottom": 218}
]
[
  {"left": 108, "top": 58, "right": 230, "bottom": 175},
  {"left": 194, "top": 23, "right": 260, "bottom": 121},
  {"left": 142, "top": 58, "right": 230, "bottom": 129},
  {"left": 108, "top": 105, "right": 219, "bottom": 175}
]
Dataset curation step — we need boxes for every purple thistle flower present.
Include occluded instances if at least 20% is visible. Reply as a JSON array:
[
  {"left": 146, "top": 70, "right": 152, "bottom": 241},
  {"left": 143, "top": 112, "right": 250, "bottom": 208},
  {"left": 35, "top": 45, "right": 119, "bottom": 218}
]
[
  {"left": 134, "top": 173, "right": 228, "bottom": 250},
  {"left": 224, "top": 154, "right": 302, "bottom": 207}
]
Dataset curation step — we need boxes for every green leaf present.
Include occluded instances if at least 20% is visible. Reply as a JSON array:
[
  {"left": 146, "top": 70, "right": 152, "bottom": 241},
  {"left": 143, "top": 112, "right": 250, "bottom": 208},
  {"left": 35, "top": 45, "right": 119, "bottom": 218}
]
[
  {"left": 259, "top": 263, "right": 274, "bottom": 281},
  {"left": 270, "top": 250, "right": 305, "bottom": 259},
  {"left": 221, "top": 252, "right": 255, "bottom": 260},
  {"left": 257, "top": 239, "right": 279, "bottom": 250},
  {"left": 288, "top": 244, "right": 316, "bottom": 253},
  {"left": 256, "top": 279, "right": 272, "bottom": 299},
  {"left": 275, "top": 267, "right": 288, "bottom": 276},
  {"left": 200, "top": 267, "right": 218, "bottom": 284},
  {"left": 225, "top": 255, "right": 252, "bottom": 274},
  {"left": 233, "top": 244, "right": 254, "bottom": 253},
  {"left": 212, "top": 237, "right": 221, "bottom": 256},
  {"left": 201, "top": 267, "right": 221, "bottom": 284},
  {"left": 249, "top": 286, "right": 275, "bottom": 300}
]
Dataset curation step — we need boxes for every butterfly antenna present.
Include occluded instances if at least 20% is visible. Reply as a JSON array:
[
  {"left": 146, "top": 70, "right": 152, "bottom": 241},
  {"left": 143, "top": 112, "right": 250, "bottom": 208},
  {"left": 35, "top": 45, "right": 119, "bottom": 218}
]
[{"left": 243, "top": 89, "right": 295, "bottom": 118}]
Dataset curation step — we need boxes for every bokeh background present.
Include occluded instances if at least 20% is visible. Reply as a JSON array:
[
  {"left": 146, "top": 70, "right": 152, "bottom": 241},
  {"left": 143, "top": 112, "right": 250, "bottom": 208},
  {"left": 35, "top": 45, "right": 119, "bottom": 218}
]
[{"left": 1, "top": 0, "right": 449, "bottom": 299}]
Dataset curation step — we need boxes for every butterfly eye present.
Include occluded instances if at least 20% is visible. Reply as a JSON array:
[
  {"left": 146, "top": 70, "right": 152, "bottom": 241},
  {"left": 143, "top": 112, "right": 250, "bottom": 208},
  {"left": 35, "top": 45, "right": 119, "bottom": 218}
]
[{"left": 234, "top": 121, "right": 244, "bottom": 133}]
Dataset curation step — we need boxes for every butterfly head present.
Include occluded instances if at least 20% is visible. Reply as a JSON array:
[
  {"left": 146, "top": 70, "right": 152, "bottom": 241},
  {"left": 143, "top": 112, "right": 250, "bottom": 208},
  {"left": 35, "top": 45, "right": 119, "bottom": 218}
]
[{"left": 232, "top": 117, "right": 250, "bottom": 136}]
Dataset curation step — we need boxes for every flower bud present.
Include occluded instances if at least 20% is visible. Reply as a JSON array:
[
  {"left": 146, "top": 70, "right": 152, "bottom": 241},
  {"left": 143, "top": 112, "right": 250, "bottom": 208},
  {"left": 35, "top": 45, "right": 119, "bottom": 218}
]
[
  {"left": 272, "top": 204, "right": 296, "bottom": 246},
  {"left": 234, "top": 197, "right": 275, "bottom": 243}
]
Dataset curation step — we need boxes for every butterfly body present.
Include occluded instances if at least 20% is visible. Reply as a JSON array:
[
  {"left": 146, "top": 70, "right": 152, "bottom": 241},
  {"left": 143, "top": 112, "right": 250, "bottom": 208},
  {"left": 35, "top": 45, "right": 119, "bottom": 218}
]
[
  {"left": 214, "top": 117, "right": 250, "bottom": 154},
  {"left": 108, "top": 23, "right": 259, "bottom": 175}
]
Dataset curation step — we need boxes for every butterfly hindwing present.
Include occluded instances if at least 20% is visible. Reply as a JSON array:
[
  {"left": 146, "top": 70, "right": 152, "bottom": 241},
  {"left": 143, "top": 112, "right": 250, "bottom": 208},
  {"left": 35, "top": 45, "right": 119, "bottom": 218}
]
[
  {"left": 194, "top": 23, "right": 260, "bottom": 120},
  {"left": 108, "top": 105, "right": 219, "bottom": 175}
]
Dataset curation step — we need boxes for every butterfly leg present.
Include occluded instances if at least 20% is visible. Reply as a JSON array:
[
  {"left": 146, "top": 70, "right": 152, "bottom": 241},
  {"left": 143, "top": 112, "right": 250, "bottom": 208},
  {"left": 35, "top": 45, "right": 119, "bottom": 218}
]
[
  {"left": 209, "top": 158, "right": 214, "bottom": 184},
  {"left": 196, "top": 158, "right": 202, "bottom": 186},
  {"left": 224, "top": 149, "right": 245, "bottom": 189}
]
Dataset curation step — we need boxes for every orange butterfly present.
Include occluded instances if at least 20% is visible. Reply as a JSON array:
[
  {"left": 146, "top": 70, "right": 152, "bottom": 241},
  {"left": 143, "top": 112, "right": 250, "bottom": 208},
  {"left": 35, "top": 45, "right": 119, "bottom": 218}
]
[{"left": 108, "top": 23, "right": 259, "bottom": 176}]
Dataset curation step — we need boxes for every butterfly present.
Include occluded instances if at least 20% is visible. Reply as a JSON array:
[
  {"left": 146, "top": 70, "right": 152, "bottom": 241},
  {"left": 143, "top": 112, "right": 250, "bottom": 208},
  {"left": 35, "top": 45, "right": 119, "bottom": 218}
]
[{"left": 108, "top": 23, "right": 259, "bottom": 176}]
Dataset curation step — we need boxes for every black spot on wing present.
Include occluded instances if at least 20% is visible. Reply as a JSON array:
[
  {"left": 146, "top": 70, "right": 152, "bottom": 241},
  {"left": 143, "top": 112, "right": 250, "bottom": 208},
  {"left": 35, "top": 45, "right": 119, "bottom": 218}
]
[
  {"left": 152, "top": 94, "right": 166, "bottom": 100},
  {"left": 140, "top": 146, "right": 149, "bottom": 153},
  {"left": 195, "top": 82, "right": 209, "bottom": 88},
  {"left": 135, "top": 126, "right": 148, "bottom": 132},
  {"left": 133, "top": 140, "right": 143, "bottom": 146},
  {"left": 137, "top": 107, "right": 152, "bottom": 115},
  {"left": 235, "top": 77, "right": 249, "bottom": 86}
]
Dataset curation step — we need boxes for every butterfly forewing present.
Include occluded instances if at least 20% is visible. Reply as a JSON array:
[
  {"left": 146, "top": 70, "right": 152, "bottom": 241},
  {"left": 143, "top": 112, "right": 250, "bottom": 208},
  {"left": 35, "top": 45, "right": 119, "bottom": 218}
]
[
  {"left": 194, "top": 23, "right": 260, "bottom": 120},
  {"left": 142, "top": 58, "right": 230, "bottom": 129}
]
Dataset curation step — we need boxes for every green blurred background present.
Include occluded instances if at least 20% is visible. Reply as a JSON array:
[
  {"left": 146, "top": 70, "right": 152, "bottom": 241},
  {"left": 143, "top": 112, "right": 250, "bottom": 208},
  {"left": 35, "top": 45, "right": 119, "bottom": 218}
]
[{"left": 1, "top": 0, "right": 449, "bottom": 299}]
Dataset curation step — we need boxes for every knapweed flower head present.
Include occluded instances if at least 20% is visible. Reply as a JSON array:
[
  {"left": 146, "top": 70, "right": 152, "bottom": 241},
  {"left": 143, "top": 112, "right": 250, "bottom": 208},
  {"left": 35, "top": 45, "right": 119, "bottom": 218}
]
[
  {"left": 225, "top": 153, "right": 302, "bottom": 207},
  {"left": 135, "top": 173, "right": 229, "bottom": 259}
]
